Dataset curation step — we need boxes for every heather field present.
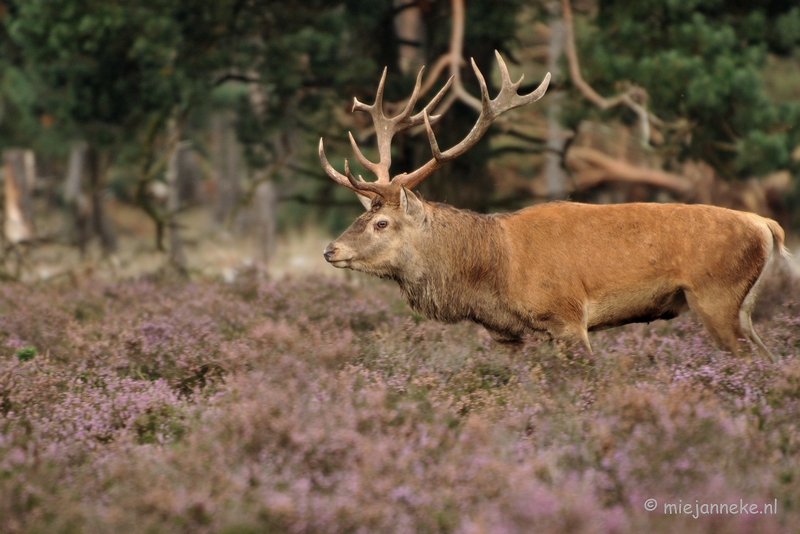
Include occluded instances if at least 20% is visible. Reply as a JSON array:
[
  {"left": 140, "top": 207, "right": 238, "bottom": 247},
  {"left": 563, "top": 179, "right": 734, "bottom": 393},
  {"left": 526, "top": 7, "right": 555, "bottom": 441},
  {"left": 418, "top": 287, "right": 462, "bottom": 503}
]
[{"left": 1, "top": 268, "right": 800, "bottom": 534}]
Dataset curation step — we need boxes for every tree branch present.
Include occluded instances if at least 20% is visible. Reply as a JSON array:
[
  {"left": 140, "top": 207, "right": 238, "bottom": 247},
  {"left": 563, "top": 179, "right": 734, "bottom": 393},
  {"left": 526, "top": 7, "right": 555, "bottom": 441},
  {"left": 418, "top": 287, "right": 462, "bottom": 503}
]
[
  {"left": 565, "top": 146, "right": 694, "bottom": 194},
  {"left": 392, "top": 1, "right": 421, "bottom": 16},
  {"left": 213, "top": 71, "right": 260, "bottom": 87},
  {"left": 488, "top": 145, "right": 547, "bottom": 158},
  {"left": 561, "top": 0, "right": 653, "bottom": 144}
]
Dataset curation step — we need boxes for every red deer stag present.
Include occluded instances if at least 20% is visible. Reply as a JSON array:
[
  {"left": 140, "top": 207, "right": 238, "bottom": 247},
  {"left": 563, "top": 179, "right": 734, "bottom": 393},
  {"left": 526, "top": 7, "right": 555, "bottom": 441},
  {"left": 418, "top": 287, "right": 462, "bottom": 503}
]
[{"left": 320, "top": 51, "right": 788, "bottom": 361}]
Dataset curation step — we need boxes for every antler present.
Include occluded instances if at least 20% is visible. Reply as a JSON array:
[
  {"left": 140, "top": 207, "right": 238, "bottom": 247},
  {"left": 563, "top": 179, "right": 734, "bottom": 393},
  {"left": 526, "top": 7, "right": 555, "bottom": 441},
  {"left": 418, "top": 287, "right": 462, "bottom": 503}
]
[
  {"left": 397, "top": 51, "right": 550, "bottom": 190},
  {"left": 319, "top": 66, "right": 452, "bottom": 199},
  {"left": 319, "top": 51, "right": 550, "bottom": 198}
]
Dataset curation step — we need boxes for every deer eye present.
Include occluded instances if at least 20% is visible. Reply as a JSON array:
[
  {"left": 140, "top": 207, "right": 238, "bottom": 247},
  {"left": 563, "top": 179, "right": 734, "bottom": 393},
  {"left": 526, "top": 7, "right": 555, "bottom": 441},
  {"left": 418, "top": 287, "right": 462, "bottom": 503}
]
[{"left": 375, "top": 220, "right": 388, "bottom": 230}]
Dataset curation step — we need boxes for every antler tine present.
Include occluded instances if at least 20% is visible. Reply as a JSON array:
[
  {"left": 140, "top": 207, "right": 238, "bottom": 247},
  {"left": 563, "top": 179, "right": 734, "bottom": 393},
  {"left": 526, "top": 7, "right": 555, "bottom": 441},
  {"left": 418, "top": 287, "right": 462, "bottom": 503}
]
[
  {"left": 487, "top": 50, "right": 551, "bottom": 117},
  {"left": 470, "top": 57, "right": 492, "bottom": 112},
  {"left": 494, "top": 50, "right": 524, "bottom": 92},
  {"left": 318, "top": 138, "right": 349, "bottom": 186},
  {"left": 344, "top": 158, "right": 387, "bottom": 196},
  {"left": 423, "top": 110, "right": 444, "bottom": 162},
  {"left": 394, "top": 66, "right": 426, "bottom": 125},
  {"left": 352, "top": 67, "right": 388, "bottom": 117},
  {"left": 318, "top": 138, "right": 377, "bottom": 198},
  {"left": 407, "top": 75, "right": 455, "bottom": 129},
  {"left": 348, "top": 131, "right": 381, "bottom": 176},
  {"left": 343, "top": 159, "right": 359, "bottom": 187}
]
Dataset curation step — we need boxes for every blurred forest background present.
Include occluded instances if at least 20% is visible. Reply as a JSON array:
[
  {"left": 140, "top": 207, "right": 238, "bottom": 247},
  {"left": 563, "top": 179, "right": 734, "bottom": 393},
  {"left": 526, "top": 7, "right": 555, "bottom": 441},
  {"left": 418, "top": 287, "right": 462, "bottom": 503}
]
[{"left": 1, "top": 0, "right": 800, "bottom": 282}]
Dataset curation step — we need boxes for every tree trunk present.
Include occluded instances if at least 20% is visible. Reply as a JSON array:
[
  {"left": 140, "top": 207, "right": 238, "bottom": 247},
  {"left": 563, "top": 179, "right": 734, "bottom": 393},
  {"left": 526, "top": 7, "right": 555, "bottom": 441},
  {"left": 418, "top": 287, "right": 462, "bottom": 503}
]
[
  {"left": 253, "top": 178, "right": 277, "bottom": 263},
  {"left": 211, "top": 112, "right": 243, "bottom": 228},
  {"left": 545, "top": 0, "right": 569, "bottom": 199},
  {"left": 176, "top": 143, "right": 202, "bottom": 205},
  {"left": 64, "top": 142, "right": 92, "bottom": 253},
  {"left": 166, "top": 126, "right": 188, "bottom": 272},
  {"left": 3, "top": 148, "right": 36, "bottom": 244},
  {"left": 87, "top": 146, "right": 117, "bottom": 254},
  {"left": 393, "top": 0, "right": 425, "bottom": 74}
]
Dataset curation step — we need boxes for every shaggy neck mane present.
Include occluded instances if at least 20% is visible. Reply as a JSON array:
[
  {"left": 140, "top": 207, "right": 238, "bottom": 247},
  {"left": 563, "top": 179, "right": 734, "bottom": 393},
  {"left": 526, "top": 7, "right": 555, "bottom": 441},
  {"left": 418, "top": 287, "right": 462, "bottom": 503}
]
[{"left": 396, "top": 203, "right": 508, "bottom": 324}]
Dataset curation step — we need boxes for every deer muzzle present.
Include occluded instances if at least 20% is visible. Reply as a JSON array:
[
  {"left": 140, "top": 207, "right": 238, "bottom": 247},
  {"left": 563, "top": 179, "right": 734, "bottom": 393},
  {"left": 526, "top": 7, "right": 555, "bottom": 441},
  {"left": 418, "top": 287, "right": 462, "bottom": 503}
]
[
  {"left": 323, "top": 243, "right": 353, "bottom": 266},
  {"left": 323, "top": 244, "right": 337, "bottom": 262}
]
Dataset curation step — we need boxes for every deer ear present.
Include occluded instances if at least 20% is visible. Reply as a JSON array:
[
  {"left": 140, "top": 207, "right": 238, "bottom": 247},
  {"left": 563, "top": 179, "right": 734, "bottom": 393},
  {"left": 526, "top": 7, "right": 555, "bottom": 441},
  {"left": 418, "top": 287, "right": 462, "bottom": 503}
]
[
  {"left": 356, "top": 193, "right": 372, "bottom": 211},
  {"left": 400, "top": 186, "right": 424, "bottom": 221}
]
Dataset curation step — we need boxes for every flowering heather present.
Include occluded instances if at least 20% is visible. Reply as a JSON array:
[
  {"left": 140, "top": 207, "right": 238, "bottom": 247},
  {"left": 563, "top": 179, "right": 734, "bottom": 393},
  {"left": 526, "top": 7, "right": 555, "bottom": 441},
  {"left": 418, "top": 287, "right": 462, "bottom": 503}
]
[{"left": 0, "top": 268, "right": 798, "bottom": 533}]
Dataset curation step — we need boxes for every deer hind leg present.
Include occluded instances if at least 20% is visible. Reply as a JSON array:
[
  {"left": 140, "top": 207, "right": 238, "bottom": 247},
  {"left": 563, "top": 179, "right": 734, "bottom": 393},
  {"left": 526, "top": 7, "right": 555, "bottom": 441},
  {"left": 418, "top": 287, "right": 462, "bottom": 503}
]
[
  {"left": 738, "top": 264, "right": 777, "bottom": 362},
  {"left": 740, "top": 312, "right": 776, "bottom": 362},
  {"left": 737, "top": 222, "right": 778, "bottom": 362},
  {"left": 684, "top": 289, "right": 747, "bottom": 357}
]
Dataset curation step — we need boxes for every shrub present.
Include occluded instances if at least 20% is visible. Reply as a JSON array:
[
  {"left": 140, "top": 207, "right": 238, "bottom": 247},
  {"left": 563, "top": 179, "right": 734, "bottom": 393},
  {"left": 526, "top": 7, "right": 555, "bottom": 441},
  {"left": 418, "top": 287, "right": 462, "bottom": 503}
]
[{"left": 0, "top": 274, "right": 797, "bottom": 533}]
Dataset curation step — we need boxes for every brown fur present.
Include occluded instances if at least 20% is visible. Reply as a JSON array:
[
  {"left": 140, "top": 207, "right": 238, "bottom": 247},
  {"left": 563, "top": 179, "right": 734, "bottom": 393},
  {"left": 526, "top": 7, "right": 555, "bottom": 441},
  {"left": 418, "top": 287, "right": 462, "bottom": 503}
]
[{"left": 324, "top": 191, "right": 788, "bottom": 361}]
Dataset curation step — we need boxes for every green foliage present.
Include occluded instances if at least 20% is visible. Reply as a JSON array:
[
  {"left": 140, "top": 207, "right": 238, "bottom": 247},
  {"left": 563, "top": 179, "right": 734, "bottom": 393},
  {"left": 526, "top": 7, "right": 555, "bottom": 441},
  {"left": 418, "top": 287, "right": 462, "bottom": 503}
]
[
  {"left": 2, "top": 0, "right": 799, "bottom": 216},
  {"left": 1, "top": 0, "right": 254, "bottom": 152},
  {"left": 772, "top": 6, "right": 800, "bottom": 53},
  {"left": 230, "top": 0, "right": 531, "bottom": 217},
  {"left": 230, "top": 2, "right": 359, "bottom": 168},
  {"left": 1, "top": 0, "right": 531, "bottom": 224},
  {"left": 568, "top": 0, "right": 800, "bottom": 178},
  {"left": 15, "top": 345, "right": 36, "bottom": 362},
  {"left": 132, "top": 404, "right": 185, "bottom": 444}
]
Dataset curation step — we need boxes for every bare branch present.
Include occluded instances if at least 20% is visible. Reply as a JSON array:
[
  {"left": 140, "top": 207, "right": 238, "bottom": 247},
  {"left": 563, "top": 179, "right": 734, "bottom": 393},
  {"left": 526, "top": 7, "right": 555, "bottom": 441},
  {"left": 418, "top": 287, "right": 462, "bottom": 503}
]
[
  {"left": 566, "top": 146, "right": 693, "bottom": 194},
  {"left": 385, "top": 0, "right": 476, "bottom": 117},
  {"left": 561, "top": 0, "right": 653, "bottom": 143},
  {"left": 445, "top": 0, "right": 481, "bottom": 113},
  {"left": 212, "top": 71, "right": 260, "bottom": 87}
]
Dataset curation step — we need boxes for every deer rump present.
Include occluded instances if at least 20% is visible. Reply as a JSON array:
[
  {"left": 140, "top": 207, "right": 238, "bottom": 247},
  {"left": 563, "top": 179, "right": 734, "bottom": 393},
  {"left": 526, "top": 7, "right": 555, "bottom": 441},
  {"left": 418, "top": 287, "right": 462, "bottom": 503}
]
[{"left": 476, "top": 201, "right": 786, "bottom": 359}]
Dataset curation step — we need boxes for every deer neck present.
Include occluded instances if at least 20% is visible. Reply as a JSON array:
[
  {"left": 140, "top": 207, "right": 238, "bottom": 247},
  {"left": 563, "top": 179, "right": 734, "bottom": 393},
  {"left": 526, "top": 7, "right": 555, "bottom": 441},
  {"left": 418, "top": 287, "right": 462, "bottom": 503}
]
[{"left": 396, "top": 205, "right": 507, "bottom": 323}]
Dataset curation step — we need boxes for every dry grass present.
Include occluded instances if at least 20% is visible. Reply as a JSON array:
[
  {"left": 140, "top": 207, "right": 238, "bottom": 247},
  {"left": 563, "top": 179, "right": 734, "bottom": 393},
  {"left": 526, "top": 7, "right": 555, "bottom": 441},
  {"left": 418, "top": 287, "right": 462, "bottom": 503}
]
[{"left": 18, "top": 201, "right": 351, "bottom": 283}]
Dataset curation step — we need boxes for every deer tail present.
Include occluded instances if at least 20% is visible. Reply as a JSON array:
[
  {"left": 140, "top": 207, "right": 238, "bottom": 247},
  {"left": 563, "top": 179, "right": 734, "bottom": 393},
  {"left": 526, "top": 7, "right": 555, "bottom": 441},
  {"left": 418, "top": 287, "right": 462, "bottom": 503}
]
[{"left": 765, "top": 218, "right": 791, "bottom": 259}]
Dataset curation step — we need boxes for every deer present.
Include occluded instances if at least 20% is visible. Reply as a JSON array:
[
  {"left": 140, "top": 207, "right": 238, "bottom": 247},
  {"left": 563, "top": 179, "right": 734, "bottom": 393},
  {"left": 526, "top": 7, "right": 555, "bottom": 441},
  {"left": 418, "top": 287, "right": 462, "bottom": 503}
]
[{"left": 320, "top": 51, "right": 789, "bottom": 362}]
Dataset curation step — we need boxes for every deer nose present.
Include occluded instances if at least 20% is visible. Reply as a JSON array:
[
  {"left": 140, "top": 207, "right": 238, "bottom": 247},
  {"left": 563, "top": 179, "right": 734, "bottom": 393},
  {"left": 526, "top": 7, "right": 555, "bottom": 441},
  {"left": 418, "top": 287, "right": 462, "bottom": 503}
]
[{"left": 323, "top": 244, "right": 337, "bottom": 262}]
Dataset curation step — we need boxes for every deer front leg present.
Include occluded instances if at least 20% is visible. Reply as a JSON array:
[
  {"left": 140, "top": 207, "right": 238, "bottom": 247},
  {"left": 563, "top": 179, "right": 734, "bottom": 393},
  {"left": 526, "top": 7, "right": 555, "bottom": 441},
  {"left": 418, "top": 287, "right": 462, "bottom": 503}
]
[
  {"left": 485, "top": 328, "right": 524, "bottom": 349},
  {"left": 538, "top": 301, "right": 593, "bottom": 354}
]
